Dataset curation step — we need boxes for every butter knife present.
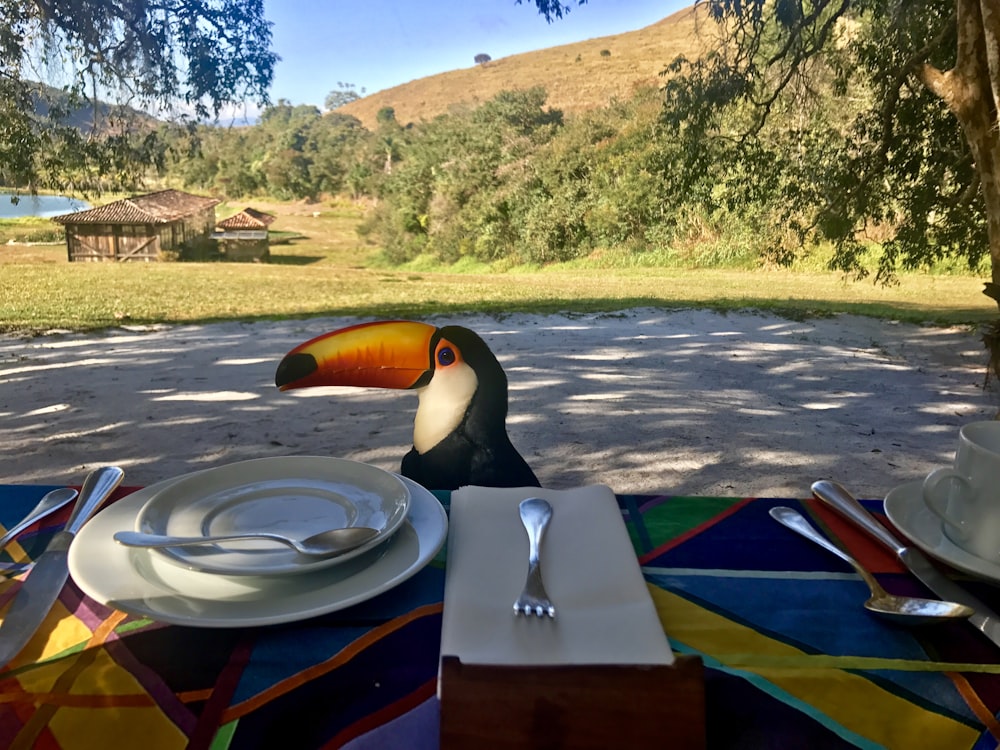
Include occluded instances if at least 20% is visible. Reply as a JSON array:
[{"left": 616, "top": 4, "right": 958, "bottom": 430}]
[
  {"left": 812, "top": 480, "right": 1000, "bottom": 647},
  {"left": 0, "top": 466, "right": 124, "bottom": 670}
]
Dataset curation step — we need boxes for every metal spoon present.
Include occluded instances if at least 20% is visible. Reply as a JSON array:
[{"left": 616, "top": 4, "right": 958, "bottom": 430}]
[
  {"left": 769, "top": 506, "right": 974, "bottom": 625},
  {"left": 0, "top": 487, "right": 79, "bottom": 553},
  {"left": 112, "top": 527, "right": 381, "bottom": 557}
]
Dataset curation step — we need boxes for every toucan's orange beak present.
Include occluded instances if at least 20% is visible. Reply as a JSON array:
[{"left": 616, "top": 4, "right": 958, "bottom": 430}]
[{"left": 275, "top": 320, "right": 437, "bottom": 392}]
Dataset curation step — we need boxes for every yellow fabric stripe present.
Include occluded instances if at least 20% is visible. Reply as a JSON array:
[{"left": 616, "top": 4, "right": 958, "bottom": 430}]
[
  {"left": 650, "top": 585, "right": 981, "bottom": 749},
  {"left": 722, "top": 654, "right": 1000, "bottom": 674},
  {"left": 10, "top": 648, "right": 186, "bottom": 750},
  {"left": 1, "top": 539, "right": 28, "bottom": 564},
  {"left": 0, "top": 600, "right": 94, "bottom": 674}
]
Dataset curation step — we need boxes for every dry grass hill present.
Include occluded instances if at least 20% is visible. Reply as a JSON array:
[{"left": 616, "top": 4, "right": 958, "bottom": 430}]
[{"left": 338, "top": 5, "right": 714, "bottom": 128}]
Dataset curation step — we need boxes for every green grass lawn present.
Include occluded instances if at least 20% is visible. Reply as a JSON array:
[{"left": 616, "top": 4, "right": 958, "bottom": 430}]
[{"left": 1, "top": 201, "right": 996, "bottom": 334}]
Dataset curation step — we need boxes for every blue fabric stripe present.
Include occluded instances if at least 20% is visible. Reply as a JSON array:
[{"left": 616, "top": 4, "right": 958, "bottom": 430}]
[{"left": 649, "top": 572, "right": 977, "bottom": 723}]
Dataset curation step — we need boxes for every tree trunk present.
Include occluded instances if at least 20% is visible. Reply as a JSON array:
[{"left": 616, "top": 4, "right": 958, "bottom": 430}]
[
  {"left": 918, "top": 0, "right": 1000, "bottom": 391},
  {"left": 980, "top": 0, "right": 1000, "bottom": 117},
  {"left": 920, "top": 0, "right": 1000, "bottom": 310},
  {"left": 979, "top": 0, "right": 1000, "bottom": 304}
]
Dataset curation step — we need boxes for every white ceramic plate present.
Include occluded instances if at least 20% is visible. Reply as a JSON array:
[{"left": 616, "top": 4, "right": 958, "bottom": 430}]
[
  {"left": 884, "top": 479, "right": 1000, "bottom": 583},
  {"left": 135, "top": 457, "right": 410, "bottom": 575},
  {"left": 68, "top": 474, "right": 447, "bottom": 627}
]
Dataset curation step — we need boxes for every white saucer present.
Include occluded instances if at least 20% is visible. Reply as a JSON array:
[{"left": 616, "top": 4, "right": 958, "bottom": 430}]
[
  {"left": 68, "top": 474, "right": 447, "bottom": 627},
  {"left": 884, "top": 480, "right": 1000, "bottom": 583},
  {"left": 136, "top": 456, "right": 410, "bottom": 576}
]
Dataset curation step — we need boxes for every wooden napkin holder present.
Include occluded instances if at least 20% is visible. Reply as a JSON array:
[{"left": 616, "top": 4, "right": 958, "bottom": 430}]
[{"left": 439, "top": 654, "right": 705, "bottom": 749}]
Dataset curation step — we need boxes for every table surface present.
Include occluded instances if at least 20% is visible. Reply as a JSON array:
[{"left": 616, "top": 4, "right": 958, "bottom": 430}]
[{"left": 1, "top": 483, "right": 1000, "bottom": 750}]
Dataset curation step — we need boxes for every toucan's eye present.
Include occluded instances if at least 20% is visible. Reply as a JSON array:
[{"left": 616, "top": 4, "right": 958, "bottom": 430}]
[{"left": 437, "top": 346, "right": 456, "bottom": 367}]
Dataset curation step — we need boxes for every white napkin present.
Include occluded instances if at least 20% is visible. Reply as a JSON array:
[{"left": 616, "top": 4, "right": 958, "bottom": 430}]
[{"left": 440, "top": 484, "right": 674, "bottom": 672}]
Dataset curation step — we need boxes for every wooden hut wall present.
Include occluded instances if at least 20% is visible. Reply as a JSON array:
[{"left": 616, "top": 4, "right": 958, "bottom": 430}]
[
  {"left": 167, "top": 207, "right": 216, "bottom": 251},
  {"left": 65, "top": 206, "right": 217, "bottom": 262},
  {"left": 66, "top": 224, "right": 161, "bottom": 262},
  {"left": 194, "top": 207, "right": 217, "bottom": 236}
]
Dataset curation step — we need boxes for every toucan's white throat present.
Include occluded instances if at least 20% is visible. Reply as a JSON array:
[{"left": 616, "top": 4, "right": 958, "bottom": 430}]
[{"left": 412, "top": 361, "right": 478, "bottom": 453}]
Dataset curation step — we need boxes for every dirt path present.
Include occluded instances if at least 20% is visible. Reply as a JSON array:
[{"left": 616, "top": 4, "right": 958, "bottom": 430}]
[{"left": 1, "top": 309, "right": 996, "bottom": 499}]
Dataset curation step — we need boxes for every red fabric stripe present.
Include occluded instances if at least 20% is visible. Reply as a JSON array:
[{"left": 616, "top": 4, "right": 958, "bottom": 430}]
[
  {"left": 187, "top": 633, "right": 256, "bottom": 750},
  {"left": 804, "top": 498, "right": 906, "bottom": 575},
  {"left": 323, "top": 677, "right": 437, "bottom": 749},
  {"left": 945, "top": 671, "right": 1000, "bottom": 742}
]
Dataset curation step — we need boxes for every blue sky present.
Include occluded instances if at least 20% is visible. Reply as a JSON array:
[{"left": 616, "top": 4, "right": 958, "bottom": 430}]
[{"left": 264, "top": 0, "right": 690, "bottom": 108}]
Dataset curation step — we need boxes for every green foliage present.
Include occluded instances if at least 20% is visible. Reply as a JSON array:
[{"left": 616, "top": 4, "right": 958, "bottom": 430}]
[
  {"left": 1, "top": 0, "right": 275, "bottom": 195},
  {"left": 4, "top": 0, "right": 985, "bottom": 299},
  {"left": 325, "top": 82, "right": 365, "bottom": 111},
  {"left": 518, "top": 0, "right": 588, "bottom": 22},
  {"left": 376, "top": 107, "right": 397, "bottom": 125},
  {"left": 355, "top": 83, "right": 807, "bottom": 268},
  {"left": 662, "top": 0, "right": 990, "bottom": 285},
  {"left": 0, "top": 217, "right": 62, "bottom": 243},
  {"left": 161, "top": 103, "right": 369, "bottom": 200},
  {"left": 359, "top": 86, "right": 572, "bottom": 264},
  {"left": 143, "top": 0, "right": 989, "bottom": 288}
]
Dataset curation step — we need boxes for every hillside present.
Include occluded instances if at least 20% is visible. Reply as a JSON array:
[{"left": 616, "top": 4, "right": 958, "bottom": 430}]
[
  {"left": 30, "top": 82, "right": 157, "bottom": 133},
  {"left": 338, "top": 5, "right": 713, "bottom": 128}
]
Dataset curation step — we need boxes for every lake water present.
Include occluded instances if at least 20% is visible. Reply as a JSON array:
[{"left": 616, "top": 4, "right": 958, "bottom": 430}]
[{"left": 0, "top": 193, "right": 90, "bottom": 219}]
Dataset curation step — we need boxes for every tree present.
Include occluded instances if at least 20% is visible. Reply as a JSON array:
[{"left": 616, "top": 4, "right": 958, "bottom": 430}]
[
  {"left": 659, "top": 1, "right": 998, "bottom": 307},
  {"left": 522, "top": 0, "right": 1000, "bottom": 369},
  {"left": 325, "top": 81, "right": 365, "bottom": 111},
  {"left": 376, "top": 106, "right": 397, "bottom": 125},
  {"left": 474, "top": 53, "right": 492, "bottom": 66},
  {"left": 361, "top": 87, "right": 566, "bottom": 264},
  {"left": 1, "top": 0, "right": 276, "bottom": 194},
  {"left": 518, "top": 0, "right": 588, "bottom": 21}
]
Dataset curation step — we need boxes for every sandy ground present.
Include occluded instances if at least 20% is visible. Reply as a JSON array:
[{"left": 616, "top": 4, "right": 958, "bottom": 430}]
[{"left": 1, "top": 309, "right": 997, "bottom": 499}]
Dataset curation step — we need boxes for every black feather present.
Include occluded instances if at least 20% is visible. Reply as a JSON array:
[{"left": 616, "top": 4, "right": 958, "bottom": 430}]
[{"left": 402, "top": 325, "right": 540, "bottom": 490}]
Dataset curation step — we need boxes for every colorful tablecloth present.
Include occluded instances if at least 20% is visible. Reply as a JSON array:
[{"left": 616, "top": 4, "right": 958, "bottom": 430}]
[{"left": 1, "top": 484, "right": 999, "bottom": 749}]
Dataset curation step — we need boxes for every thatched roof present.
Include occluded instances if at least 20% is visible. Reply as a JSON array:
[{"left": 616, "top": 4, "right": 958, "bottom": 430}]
[
  {"left": 51, "top": 189, "right": 220, "bottom": 225},
  {"left": 216, "top": 207, "right": 277, "bottom": 230}
]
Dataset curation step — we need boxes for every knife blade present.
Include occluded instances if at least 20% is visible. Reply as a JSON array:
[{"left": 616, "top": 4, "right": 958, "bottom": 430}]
[
  {"left": 811, "top": 480, "right": 1000, "bottom": 647},
  {"left": 0, "top": 466, "right": 124, "bottom": 670}
]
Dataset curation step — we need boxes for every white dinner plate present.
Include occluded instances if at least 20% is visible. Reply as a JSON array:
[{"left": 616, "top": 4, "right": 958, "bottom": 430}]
[
  {"left": 68, "top": 474, "right": 447, "bottom": 627},
  {"left": 135, "top": 456, "right": 410, "bottom": 575},
  {"left": 884, "top": 480, "right": 1000, "bottom": 583}
]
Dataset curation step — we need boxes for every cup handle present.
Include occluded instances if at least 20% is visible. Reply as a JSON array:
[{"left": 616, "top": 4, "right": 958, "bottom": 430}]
[{"left": 922, "top": 467, "right": 973, "bottom": 539}]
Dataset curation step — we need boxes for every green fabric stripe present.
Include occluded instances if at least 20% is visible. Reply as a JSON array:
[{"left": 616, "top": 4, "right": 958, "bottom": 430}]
[
  {"left": 636, "top": 496, "right": 742, "bottom": 547},
  {"left": 209, "top": 719, "right": 238, "bottom": 749}
]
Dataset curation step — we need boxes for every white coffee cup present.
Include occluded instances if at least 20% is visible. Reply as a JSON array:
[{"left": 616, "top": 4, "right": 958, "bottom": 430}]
[{"left": 922, "top": 420, "right": 1000, "bottom": 560}]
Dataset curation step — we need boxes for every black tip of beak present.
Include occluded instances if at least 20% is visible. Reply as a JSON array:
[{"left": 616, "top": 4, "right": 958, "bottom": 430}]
[{"left": 275, "top": 352, "right": 318, "bottom": 389}]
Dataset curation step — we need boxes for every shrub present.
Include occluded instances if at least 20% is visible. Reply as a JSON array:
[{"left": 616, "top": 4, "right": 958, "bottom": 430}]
[{"left": 179, "top": 236, "right": 221, "bottom": 261}]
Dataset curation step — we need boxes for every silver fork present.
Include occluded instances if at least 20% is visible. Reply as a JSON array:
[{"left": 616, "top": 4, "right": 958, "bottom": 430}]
[{"left": 513, "top": 497, "right": 556, "bottom": 618}]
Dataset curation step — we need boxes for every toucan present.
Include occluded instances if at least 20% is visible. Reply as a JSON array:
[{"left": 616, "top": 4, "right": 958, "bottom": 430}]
[{"left": 274, "top": 320, "right": 541, "bottom": 491}]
